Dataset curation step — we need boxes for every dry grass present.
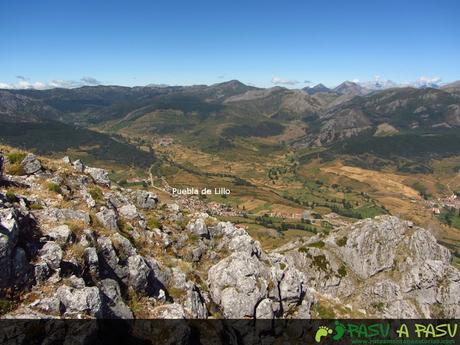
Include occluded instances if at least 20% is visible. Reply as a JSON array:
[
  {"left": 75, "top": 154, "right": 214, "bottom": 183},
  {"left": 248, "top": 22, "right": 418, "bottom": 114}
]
[{"left": 321, "top": 164, "right": 421, "bottom": 200}]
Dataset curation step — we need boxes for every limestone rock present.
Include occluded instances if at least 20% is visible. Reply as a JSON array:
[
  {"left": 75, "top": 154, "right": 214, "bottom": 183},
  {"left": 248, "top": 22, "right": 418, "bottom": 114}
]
[
  {"left": 38, "top": 242, "right": 63, "bottom": 270},
  {"left": 133, "top": 190, "right": 157, "bottom": 209},
  {"left": 207, "top": 252, "right": 271, "bottom": 318},
  {"left": 99, "top": 278, "right": 134, "bottom": 319},
  {"left": 96, "top": 207, "right": 119, "bottom": 231},
  {"left": 127, "top": 255, "right": 151, "bottom": 292},
  {"left": 72, "top": 159, "right": 85, "bottom": 173},
  {"left": 86, "top": 167, "right": 111, "bottom": 187},
  {"left": 21, "top": 154, "right": 42, "bottom": 175},
  {"left": 29, "top": 296, "right": 61, "bottom": 314},
  {"left": 119, "top": 204, "right": 139, "bottom": 220},
  {"left": 96, "top": 236, "right": 128, "bottom": 283},
  {"left": 47, "top": 225, "right": 73, "bottom": 245},
  {"left": 56, "top": 285, "right": 102, "bottom": 316},
  {"left": 0, "top": 209, "right": 20, "bottom": 287},
  {"left": 186, "top": 213, "right": 209, "bottom": 238},
  {"left": 81, "top": 189, "right": 96, "bottom": 208},
  {"left": 34, "top": 261, "right": 51, "bottom": 283},
  {"left": 183, "top": 285, "right": 208, "bottom": 318},
  {"left": 43, "top": 208, "right": 90, "bottom": 224}
]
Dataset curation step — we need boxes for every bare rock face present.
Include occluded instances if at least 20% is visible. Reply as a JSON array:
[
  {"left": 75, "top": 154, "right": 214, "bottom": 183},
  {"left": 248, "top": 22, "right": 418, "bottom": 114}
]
[
  {"left": 285, "top": 215, "right": 460, "bottom": 318},
  {"left": 334, "top": 216, "right": 409, "bottom": 279},
  {"left": 0, "top": 209, "right": 20, "bottom": 288},
  {"left": 210, "top": 221, "right": 263, "bottom": 257},
  {"left": 186, "top": 213, "right": 209, "bottom": 238},
  {"left": 127, "top": 255, "right": 150, "bottom": 292},
  {"left": 21, "top": 154, "right": 42, "bottom": 175},
  {"left": 119, "top": 204, "right": 139, "bottom": 220},
  {"left": 46, "top": 225, "right": 73, "bottom": 245},
  {"left": 56, "top": 284, "right": 102, "bottom": 317},
  {"left": 86, "top": 167, "right": 111, "bottom": 187},
  {"left": 133, "top": 190, "right": 157, "bottom": 209},
  {"left": 151, "top": 303, "right": 186, "bottom": 319},
  {"left": 96, "top": 207, "right": 119, "bottom": 231},
  {"left": 99, "top": 278, "right": 133, "bottom": 319},
  {"left": 72, "top": 159, "right": 85, "bottom": 173},
  {"left": 207, "top": 250, "right": 308, "bottom": 319},
  {"left": 183, "top": 284, "right": 207, "bottom": 318},
  {"left": 43, "top": 208, "right": 91, "bottom": 225},
  {"left": 96, "top": 236, "right": 128, "bottom": 283},
  {"left": 208, "top": 252, "right": 270, "bottom": 318},
  {"left": 38, "top": 242, "right": 63, "bottom": 270}
]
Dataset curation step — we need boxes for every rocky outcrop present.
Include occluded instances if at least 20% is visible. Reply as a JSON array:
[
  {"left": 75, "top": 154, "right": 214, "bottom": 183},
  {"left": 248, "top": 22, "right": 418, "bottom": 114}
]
[
  {"left": 0, "top": 207, "right": 34, "bottom": 291},
  {"left": 207, "top": 249, "right": 311, "bottom": 319},
  {"left": 99, "top": 278, "right": 133, "bottom": 319},
  {"left": 133, "top": 190, "right": 157, "bottom": 209},
  {"left": 96, "top": 207, "right": 119, "bottom": 231},
  {"left": 38, "top": 242, "right": 62, "bottom": 270},
  {"left": 1, "top": 152, "right": 460, "bottom": 322},
  {"left": 0, "top": 209, "right": 20, "bottom": 288},
  {"left": 283, "top": 215, "right": 460, "bottom": 318},
  {"left": 186, "top": 213, "right": 209, "bottom": 238},
  {"left": 57, "top": 281, "right": 102, "bottom": 317},
  {"left": 86, "top": 167, "right": 111, "bottom": 187}
]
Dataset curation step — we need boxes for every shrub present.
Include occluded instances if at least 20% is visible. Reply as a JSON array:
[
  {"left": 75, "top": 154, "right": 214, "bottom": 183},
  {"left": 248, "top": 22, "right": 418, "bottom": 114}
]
[
  {"left": 311, "top": 303, "right": 336, "bottom": 318},
  {"left": 311, "top": 254, "right": 329, "bottom": 272},
  {"left": 337, "top": 264, "right": 347, "bottom": 277},
  {"left": 6, "top": 152, "right": 26, "bottom": 164},
  {"left": 0, "top": 299, "right": 15, "bottom": 315},
  {"left": 147, "top": 216, "right": 161, "bottom": 229},
  {"left": 30, "top": 202, "right": 43, "bottom": 210},
  {"left": 66, "top": 243, "right": 85, "bottom": 262},
  {"left": 117, "top": 219, "right": 133, "bottom": 234},
  {"left": 307, "top": 240, "right": 325, "bottom": 249},
  {"left": 65, "top": 221, "right": 85, "bottom": 237},
  {"left": 6, "top": 163, "right": 25, "bottom": 176},
  {"left": 127, "top": 289, "right": 146, "bottom": 318},
  {"left": 5, "top": 191, "right": 17, "bottom": 202},
  {"left": 168, "top": 287, "right": 185, "bottom": 299},
  {"left": 336, "top": 236, "right": 348, "bottom": 247},
  {"left": 89, "top": 187, "right": 103, "bottom": 201},
  {"left": 47, "top": 183, "right": 62, "bottom": 194}
]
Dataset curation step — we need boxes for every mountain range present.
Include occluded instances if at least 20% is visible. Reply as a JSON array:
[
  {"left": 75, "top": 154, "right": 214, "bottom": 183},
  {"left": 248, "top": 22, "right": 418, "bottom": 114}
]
[{"left": 1, "top": 79, "right": 460, "bottom": 164}]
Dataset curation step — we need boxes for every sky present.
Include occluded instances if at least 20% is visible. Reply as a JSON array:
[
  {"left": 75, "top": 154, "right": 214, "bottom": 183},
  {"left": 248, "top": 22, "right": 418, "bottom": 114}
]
[{"left": 1, "top": 0, "right": 459, "bottom": 89}]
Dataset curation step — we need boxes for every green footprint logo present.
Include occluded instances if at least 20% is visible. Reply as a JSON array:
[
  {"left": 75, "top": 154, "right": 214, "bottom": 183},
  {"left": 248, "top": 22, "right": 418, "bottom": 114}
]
[
  {"left": 315, "top": 326, "right": 333, "bottom": 343},
  {"left": 333, "top": 321, "right": 346, "bottom": 341}
]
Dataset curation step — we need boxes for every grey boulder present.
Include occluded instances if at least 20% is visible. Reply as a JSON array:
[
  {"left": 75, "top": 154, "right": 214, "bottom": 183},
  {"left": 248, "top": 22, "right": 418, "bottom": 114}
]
[{"left": 21, "top": 154, "right": 42, "bottom": 174}]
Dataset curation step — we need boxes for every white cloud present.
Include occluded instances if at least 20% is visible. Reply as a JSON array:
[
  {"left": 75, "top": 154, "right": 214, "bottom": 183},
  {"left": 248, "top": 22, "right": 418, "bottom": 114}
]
[
  {"left": 354, "top": 75, "right": 443, "bottom": 90},
  {"left": 271, "top": 76, "right": 299, "bottom": 86},
  {"left": 80, "top": 76, "right": 101, "bottom": 85},
  {"left": 413, "top": 76, "right": 442, "bottom": 87},
  {"left": 0, "top": 76, "right": 102, "bottom": 89}
]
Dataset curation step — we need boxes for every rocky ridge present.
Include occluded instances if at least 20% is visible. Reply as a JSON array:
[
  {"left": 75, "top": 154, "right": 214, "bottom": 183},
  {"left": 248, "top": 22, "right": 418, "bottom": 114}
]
[{"left": 0, "top": 148, "right": 459, "bottom": 319}]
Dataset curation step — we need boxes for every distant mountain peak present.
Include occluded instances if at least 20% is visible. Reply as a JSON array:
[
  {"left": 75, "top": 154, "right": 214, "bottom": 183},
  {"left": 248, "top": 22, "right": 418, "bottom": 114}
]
[
  {"left": 211, "top": 80, "right": 249, "bottom": 89},
  {"left": 303, "top": 83, "right": 331, "bottom": 95},
  {"left": 333, "top": 81, "right": 368, "bottom": 95}
]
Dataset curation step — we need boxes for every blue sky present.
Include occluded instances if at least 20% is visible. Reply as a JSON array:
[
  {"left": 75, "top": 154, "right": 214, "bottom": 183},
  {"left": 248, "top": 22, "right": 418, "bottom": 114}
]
[{"left": 1, "top": 0, "right": 459, "bottom": 88}]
